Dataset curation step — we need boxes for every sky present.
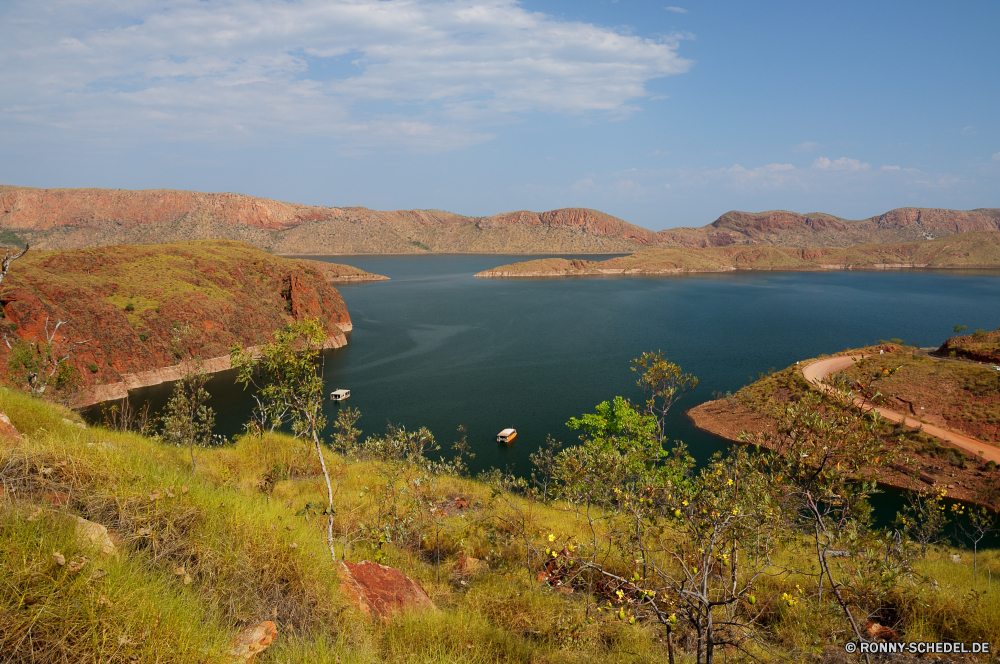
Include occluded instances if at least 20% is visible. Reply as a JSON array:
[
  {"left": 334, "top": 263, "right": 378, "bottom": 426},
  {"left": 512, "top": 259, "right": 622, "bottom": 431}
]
[{"left": 1, "top": 0, "right": 998, "bottom": 230}]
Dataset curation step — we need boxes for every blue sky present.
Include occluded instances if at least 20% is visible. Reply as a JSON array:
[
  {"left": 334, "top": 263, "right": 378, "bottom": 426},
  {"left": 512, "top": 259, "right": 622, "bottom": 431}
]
[{"left": 1, "top": 0, "right": 997, "bottom": 229}]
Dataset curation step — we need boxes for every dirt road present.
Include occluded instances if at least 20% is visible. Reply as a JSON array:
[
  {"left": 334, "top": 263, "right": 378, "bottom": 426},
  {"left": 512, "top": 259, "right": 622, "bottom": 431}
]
[{"left": 801, "top": 354, "right": 1000, "bottom": 465}]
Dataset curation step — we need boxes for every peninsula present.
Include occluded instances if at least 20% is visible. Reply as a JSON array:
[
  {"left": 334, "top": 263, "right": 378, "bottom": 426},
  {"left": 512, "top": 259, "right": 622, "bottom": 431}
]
[
  {"left": 475, "top": 230, "right": 1000, "bottom": 277},
  {"left": 688, "top": 337, "right": 1000, "bottom": 509},
  {"left": 0, "top": 240, "right": 381, "bottom": 406}
]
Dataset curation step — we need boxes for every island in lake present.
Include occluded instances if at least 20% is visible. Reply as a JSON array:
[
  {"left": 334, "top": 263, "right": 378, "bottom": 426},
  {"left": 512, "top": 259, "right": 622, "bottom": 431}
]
[{"left": 475, "top": 230, "right": 1000, "bottom": 277}]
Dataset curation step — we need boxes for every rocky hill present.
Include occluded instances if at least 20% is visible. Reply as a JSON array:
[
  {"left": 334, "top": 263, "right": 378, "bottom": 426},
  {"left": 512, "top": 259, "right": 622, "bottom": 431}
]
[
  {"left": 657, "top": 207, "right": 1000, "bottom": 248},
  {"left": 476, "top": 230, "right": 1000, "bottom": 277},
  {"left": 4, "top": 185, "right": 997, "bottom": 254},
  {"left": 0, "top": 186, "right": 650, "bottom": 255},
  {"left": 0, "top": 240, "right": 360, "bottom": 404}
]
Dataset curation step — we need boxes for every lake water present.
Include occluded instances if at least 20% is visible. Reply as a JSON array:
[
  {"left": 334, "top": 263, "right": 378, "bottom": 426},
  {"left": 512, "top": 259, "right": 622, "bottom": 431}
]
[{"left": 95, "top": 255, "right": 1000, "bottom": 484}]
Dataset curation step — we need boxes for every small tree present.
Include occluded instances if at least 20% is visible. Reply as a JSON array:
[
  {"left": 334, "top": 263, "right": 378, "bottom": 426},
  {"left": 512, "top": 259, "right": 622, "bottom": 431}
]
[
  {"left": 329, "top": 406, "right": 362, "bottom": 455},
  {"left": 744, "top": 390, "right": 900, "bottom": 657},
  {"left": 161, "top": 366, "right": 215, "bottom": 474},
  {"left": 954, "top": 504, "right": 999, "bottom": 584},
  {"left": 5, "top": 317, "right": 88, "bottom": 395},
  {"left": 895, "top": 486, "right": 949, "bottom": 559},
  {"left": 231, "top": 318, "right": 336, "bottom": 560},
  {"left": 631, "top": 350, "right": 698, "bottom": 443},
  {"left": 0, "top": 243, "right": 28, "bottom": 286}
]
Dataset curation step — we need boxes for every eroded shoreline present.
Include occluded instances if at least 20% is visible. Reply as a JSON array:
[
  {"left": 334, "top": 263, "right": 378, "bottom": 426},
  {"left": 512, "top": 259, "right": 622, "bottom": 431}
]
[{"left": 71, "top": 327, "right": 349, "bottom": 409}]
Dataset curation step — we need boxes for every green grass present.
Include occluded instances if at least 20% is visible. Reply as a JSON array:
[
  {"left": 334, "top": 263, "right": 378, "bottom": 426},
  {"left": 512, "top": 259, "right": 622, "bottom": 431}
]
[{"left": 2, "top": 389, "right": 999, "bottom": 662}]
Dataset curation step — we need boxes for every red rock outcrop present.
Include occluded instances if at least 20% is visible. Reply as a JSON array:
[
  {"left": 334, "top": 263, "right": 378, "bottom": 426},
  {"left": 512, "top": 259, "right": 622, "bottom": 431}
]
[
  {"left": 337, "top": 560, "right": 436, "bottom": 621},
  {"left": 0, "top": 412, "right": 23, "bottom": 445}
]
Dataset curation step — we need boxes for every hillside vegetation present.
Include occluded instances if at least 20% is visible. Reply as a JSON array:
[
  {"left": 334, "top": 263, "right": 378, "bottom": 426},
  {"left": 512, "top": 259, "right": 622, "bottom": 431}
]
[
  {"left": 0, "top": 240, "right": 357, "bottom": 403},
  {"left": 476, "top": 230, "right": 1000, "bottom": 277},
  {"left": 938, "top": 329, "right": 1000, "bottom": 364},
  {"left": 2, "top": 185, "right": 999, "bottom": 254},
  {"left": 4, "top": 370, "right": 1000, "bottom": 661}
]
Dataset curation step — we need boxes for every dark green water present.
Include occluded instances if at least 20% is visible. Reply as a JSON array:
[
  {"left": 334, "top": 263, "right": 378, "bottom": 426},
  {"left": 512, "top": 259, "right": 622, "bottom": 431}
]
[{"left": 91, "top": 256, "right": 1000, "bottom": 482}]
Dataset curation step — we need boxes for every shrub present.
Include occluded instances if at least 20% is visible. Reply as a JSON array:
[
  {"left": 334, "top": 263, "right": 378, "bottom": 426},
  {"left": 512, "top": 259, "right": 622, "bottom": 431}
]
[
  {"left": 88, "top": 363, "right": 99, "bottom": 373},
  {"left": 124, "top": 302, "right": 135, "bottom": 312},
  {"left": 139, "top": 333, "right": 148, "bottom": 342}
]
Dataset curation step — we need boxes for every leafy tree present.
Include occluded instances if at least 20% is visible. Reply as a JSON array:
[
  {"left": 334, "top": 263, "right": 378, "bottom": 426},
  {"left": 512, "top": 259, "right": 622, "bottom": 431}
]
[
  {"left": 631, "top": 350, "right": 698, "bottom": 443},
  {"left": 160, "top": 366, "right": 215, "bottom": 474},
  {"left": 231, "top": 318, "right": 335, "bottom": 559},
  {"left": 329, "top": 406, "right": 362, "bottom": 455},
  {"left": 5, "top": 318, "right": 87, "bottom": 395},
  {"left": 895, "top": 486, "right": 950, "bottom": 559},
  {"left": 744, "top": 391, "right": 902, "bottom": 656}
]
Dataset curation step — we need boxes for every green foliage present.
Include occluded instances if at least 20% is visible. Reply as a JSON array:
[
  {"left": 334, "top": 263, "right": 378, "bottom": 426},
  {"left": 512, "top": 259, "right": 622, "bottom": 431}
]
[
  {"left": 232, "top": 317, "right": 335, "bottom": 560},
  {"left": 124, "top": 302, "right": 135, "bottom": 312},
  {"left": 88, "top": 362, "right": 99, "bottom": 373},
  {"left": 160, "top": 368, "right": 215, "bottom": 473},
  {"left": 6, "top": 335, "right": 80, "bottom": 396},
  {"left": 954, "top": 324, "right": 968, "bottom": 334},
  {"left": 631, "top": 350, "right": 698, "bottom": 442},
  {"left": 895, "top": 487, "right": 950, "bottom": 559},
  {"left": 743, "top": 390, "right": 905, "bottom": 649},
  {"left": 231, "top": 318, "right": 327, "bottom": 442},
  {"left": 0, "top": 229, "right": 24, "bottom": 246},
  {"left": 329, "top": 406, "right": 362, "bottom": 455}
]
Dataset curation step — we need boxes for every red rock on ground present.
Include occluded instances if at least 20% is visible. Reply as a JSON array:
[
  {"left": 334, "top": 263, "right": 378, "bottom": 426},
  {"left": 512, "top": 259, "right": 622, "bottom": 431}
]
[
  {"left": 228, "top": 621, "right": 277, "bottom": 662},
  {"left": 865, "top": 621, "right": 898, "bottom": 641},
  {"left": 337, "top": 560, "right": 436, "bottom": 621},
  {"left": 0, "top": 412, "right": 22, "bottom": 445}
]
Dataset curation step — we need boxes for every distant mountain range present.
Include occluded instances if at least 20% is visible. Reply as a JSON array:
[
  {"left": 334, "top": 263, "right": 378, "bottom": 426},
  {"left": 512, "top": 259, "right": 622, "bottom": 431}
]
[{"left": 2, "top": 185, "right": 998, "bottom": 254}]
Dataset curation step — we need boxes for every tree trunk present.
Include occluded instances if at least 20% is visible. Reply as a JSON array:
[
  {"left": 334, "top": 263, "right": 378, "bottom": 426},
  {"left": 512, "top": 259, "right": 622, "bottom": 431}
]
[{"left": 313, "top": 428, "right": 336, "bottom": 562}]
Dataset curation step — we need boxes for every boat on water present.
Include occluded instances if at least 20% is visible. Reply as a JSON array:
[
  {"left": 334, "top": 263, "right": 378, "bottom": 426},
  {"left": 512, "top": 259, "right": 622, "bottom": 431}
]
[
  {"left": 496, "top": 428, "right": 517, "bottom": 444},
  {"left": 330, "top": 389, "right": 351, "bottom": 401}
]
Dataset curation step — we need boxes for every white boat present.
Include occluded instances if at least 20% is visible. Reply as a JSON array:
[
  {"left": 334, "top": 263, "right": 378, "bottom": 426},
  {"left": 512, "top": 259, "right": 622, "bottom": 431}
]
[
  {"left": 330, "top": 389, "right": 351, "bottom": 401},
  {"left": 496, "top": 428, "right": 517, "bottom": 444}
]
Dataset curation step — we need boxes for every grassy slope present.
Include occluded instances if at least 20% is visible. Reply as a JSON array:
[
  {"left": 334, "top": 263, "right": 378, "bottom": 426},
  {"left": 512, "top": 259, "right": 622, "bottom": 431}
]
[
  {"left": 3, "top": 391, "right": 1000, "bottom": 662},
  {"left": 476, "top": 230, "right": 1000, "bottom": 276}
]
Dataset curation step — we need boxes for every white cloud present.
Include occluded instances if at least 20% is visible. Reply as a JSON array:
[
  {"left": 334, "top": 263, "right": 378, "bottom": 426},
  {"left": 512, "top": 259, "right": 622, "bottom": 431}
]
[
  {"left": 961, "top": 126, "right": 976, "bottom": 135},
  {"left": 789, "top": 141, "right": 819, "bottom": 153},
  {"left": 881, "top": 165, "right": 901, "bottom": 171},
  {"left": 0, "top": 0, "right": 692, "bottom": 151},
  {"left": 993, "top": 152, "right": 1000, "bottom": 161},
  {"left": 665, "top": 6, "right": 688, "bottom": 13},
  {"left": 812, "top": 157, "right": 871, "bottom": 171}
]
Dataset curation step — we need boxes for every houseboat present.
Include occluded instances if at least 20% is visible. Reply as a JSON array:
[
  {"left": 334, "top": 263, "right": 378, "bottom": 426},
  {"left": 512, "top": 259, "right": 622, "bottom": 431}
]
[
  {"left": 330, "top": 389, "right": 351, "bottom": 401},
  {"left": 496, "top": 428, "right": 517, "bottom": 444}
]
